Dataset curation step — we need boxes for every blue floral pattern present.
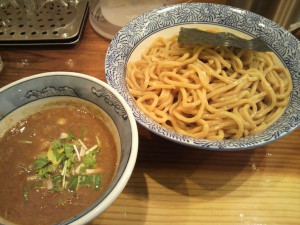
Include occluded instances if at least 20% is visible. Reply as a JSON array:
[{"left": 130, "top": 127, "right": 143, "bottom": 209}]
[
  {"left": 105, "top": 3, "right": 300, "bottom": 150},
  {"left": 26, "top": 86, "right": 78, "bottom": 99},
  {"left": 91, "top": 87, "right": 128, "bottom": 120}
]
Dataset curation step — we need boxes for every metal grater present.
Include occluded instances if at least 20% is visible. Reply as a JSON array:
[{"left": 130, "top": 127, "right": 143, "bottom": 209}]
[{"left": 0, "top": 0, "right": 88, "bottom": 46}]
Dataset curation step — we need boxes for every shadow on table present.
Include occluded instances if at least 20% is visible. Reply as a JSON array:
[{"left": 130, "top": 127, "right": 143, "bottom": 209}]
[
  {"left": 130, "top": 126, "right": 268, "bottom": 200},
  {"left": 90, "top": 126, "right": 298, "bottom": 224},
  {"left": 91, "top": 126, "right": 275, "bottom": 225}
]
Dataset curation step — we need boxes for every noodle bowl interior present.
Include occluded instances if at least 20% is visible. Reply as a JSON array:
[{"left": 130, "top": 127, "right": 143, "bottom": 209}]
[{"left": 126, "top": 27, "right": 292, "bottom": 140}]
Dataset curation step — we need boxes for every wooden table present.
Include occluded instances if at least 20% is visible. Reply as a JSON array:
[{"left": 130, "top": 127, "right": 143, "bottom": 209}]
[{"left": 1, "top": 20, "right": 300, "bottom": 225}]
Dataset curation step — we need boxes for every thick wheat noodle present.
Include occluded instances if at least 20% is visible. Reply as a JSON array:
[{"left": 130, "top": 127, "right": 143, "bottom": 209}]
[{"left": 126, "top": 35, "right": 292, "bottom": 140}]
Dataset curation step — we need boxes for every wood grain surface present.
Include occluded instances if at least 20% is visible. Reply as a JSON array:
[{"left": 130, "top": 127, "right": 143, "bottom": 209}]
[{"left": 0, "top": 15, "right": 299, "bottom": 225}]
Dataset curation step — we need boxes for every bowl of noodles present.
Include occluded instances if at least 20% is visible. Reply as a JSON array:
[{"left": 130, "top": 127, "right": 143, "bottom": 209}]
[{"left": 105, "top": 3, "right": 300, "bottom": 150}]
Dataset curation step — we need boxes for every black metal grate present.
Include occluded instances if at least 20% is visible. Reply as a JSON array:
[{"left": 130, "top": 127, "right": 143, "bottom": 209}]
[{"left": 0, "top": 0, "right": 88, "bottom": 44}]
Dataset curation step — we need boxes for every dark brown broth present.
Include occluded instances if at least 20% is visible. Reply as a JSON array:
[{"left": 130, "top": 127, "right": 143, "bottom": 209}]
[{"left": 0, "top": 104, "right": 118, "bottom": 225}]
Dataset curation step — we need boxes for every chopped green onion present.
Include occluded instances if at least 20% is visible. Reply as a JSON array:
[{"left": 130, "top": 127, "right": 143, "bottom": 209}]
[
  {"left": 52, "top": 175, "right": 62, "bottom": 184},
  {"left": 93, "top": 174, "right": 102, "bottom": 190},
  {"left": 67, "top": 132, "right": 76, "bottom": 140},
  {"left": 64, "top": 143, "right": 74, "bottom": 158},
  {"left": 53, "top": 140, "right": 63, "bottom": 149},
  {"left": 37, "top": 164, "right": 53, "bottom": 178},
  {"left": 96, "top": 136, "right": 101, "bottom": 148},
  {"left": 52, "top": 186, "right": 63, "bottom": 192},
  {"left": 78, "top": 139, "right": 87, "bottom": 150},
  {"left": 85, "top": 145, "right": 98, "bottom": 155},
  {"left": 25, "top": 131, "right": 102, "bottom": 197},
  {"left": 80, "top": 174, "right": 102, "bottom": 190},
  {"left": 47, "top": 145, "right": 65, "bottom": 165},
  {"left": 73, "top": 144, "right": 81, "bottom": 161},
  {"left": 82, "top": 151, "right": 97, "bottom": 168},
  {"left": 33, "top": 157, "right": 50, "bottom": 170},
  {"left": 68, "top": 175, "right": 80, "bottom": 191}
]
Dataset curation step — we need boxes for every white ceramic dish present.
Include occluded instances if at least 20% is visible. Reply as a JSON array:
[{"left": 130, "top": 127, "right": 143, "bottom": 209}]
[
  {"left": 105, "top": 3, "right": 300, "bottom": 150},
  {"left": 0, "top": 72, "right": 138, "bottom": 224}
]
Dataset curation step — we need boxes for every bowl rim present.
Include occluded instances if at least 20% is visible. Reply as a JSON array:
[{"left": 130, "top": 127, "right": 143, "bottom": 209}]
[
  {"left": 0, "top": 71, "right": 139, "bottom": 224},
  {"left": 105, "top": 2, "right": 300, "bottom": 150}
]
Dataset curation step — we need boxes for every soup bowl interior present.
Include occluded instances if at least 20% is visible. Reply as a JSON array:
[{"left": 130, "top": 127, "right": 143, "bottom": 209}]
[
  {"left": 105, "top": 2, "right": 300, "bottom": 150},
  {"left": 0, "top": 72, "right": 138, "bottom": 225}
]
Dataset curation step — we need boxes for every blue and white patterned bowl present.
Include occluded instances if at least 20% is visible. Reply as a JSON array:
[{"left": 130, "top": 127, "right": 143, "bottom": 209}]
[
  {"left": 105, "top": 3, "right": 300, "bottom": 150},
  {"left": 0, "top": 72, "right": 138, "bottom": 224}
]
